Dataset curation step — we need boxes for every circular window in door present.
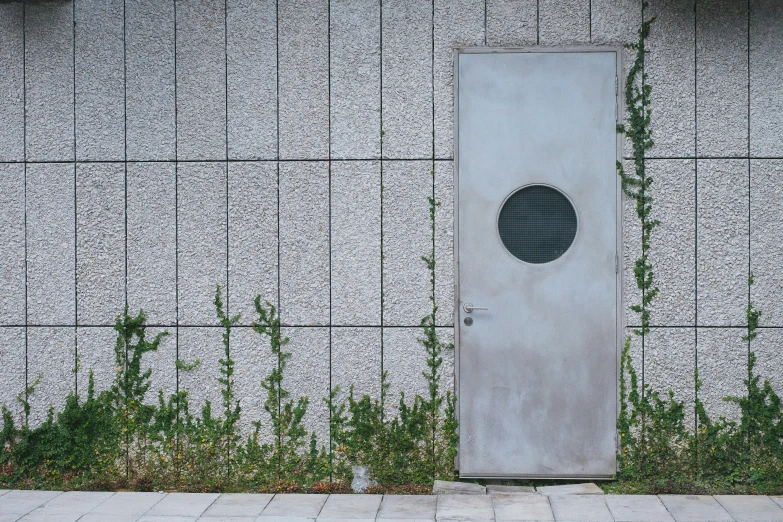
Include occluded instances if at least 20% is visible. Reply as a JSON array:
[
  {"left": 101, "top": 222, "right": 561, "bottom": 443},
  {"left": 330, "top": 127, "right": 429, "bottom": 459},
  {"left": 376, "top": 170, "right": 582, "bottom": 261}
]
[{"left": 498, "top": 185, "right": 577, "bottom": 264}]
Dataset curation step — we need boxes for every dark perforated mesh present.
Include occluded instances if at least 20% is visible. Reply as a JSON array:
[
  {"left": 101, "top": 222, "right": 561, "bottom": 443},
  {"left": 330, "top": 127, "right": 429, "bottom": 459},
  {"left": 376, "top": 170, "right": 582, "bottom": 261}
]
[{"left": 498, "top": 185, "right": 577, "bottom": 264}]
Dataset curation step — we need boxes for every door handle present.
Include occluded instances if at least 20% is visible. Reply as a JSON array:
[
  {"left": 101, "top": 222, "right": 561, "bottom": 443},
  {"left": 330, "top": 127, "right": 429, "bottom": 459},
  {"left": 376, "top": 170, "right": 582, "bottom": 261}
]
[{"left": 463, "top": 303, "right": 488, "bottom": 313}]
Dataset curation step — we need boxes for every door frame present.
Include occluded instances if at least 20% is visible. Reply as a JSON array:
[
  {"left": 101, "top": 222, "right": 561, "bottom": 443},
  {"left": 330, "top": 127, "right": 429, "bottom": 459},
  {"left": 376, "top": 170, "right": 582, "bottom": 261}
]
[{"left": 452, "top": 46, "right": 625, "bottom": 477}]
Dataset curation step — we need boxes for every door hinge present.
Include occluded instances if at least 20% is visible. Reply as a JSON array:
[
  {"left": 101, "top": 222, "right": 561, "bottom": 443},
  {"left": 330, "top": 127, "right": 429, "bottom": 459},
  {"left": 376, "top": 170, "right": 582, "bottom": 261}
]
[{"left": 615, "top": 254, "right": 619, "bottom": 274}]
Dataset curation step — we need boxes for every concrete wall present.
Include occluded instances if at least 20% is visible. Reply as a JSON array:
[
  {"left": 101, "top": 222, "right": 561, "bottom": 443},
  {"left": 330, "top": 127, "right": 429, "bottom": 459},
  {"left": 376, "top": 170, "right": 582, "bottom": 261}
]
[{"left": 0, "top": 0, "right": 781, "bottom": 439}]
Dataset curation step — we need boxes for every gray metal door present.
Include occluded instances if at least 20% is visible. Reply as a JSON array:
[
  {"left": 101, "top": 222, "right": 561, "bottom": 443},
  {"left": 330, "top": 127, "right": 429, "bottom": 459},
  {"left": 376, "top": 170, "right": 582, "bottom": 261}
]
[{"left": 455, "top": 49, "right": 621, "bottom": 478}]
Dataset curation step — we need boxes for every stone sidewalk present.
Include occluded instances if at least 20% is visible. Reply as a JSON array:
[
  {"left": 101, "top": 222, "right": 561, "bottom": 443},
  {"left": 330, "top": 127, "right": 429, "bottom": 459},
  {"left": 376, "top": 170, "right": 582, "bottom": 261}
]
[{"left": 3, "top": 489, "right": 783, "bottom": 521}]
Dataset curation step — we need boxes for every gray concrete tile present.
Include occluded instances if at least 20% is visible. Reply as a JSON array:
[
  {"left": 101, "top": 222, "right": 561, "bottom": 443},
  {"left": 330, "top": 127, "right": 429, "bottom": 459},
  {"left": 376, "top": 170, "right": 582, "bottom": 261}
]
[
  {"left": 23, "top": 491, "right": 113, "bottom": 518},
  {"left": 76, "top": 326, "right": 119, "bottom": 397},
  {"left": 126, "top": 0, "right": 176, "bottom": 161},
  {"left": 177, "top": 327, "right": 225, "bottom": 414},
  {"left": 260, "top": 494, "right": 328, "bottom": 518},
  {"left": 697, "top": 328, "right": 747, "bottom": 422},
  {"left": 257, "top": 518, "right": 315, "bottom": 522},
  {"left": 330, "top": 0, "right": 381, "bottom": 160},
  {"left": 0, "top": 491, "right": 61, "bottom": 515},
  {"left": 715, "top": 495, "right": 783, "bottom": 522},
  {"left": 26, "top": 163, "right": 75, "bottom": 325},
  {"left": 436, "top": 494, "right": 494, "bottom": 521},
  {"left": 278, "top": 0, "right": 329, "bottom": 159},
  {"left": 74, "top": 0, "right": 124, "bottom": 161},
  {"left": 25, "top": 2, "right": 73, "bottom": 161},
  {"left": 773, "top": 496, "right": 783, "bottom": 509},
  {"left": 138, "top": 517, "right": 197, "bottom": 522},
  {"left": 27, "top": 327, "right": 75, "bottom": 427},
  {"left": 279, "top": 162, "right": 330, "bottom": 326},
  {"left": 0, "top": 516, "right": 20, "bottom": 522},
  {"left": 605, "top": 495, "right": 674, "bottom": 522},
  {"left": 228, "top": 162, "right": 278, "bottom": 326},
  {"left": 750, "top": 160, "right": 783, "bottom": 327},
  {"left": 87, "top": 491, "right": 166, "bottom": 517},
  {"left": 177, "top": 162, "right": 228, "bottom": 326},
  {"left": 76, "top": 163, "right": 125, "bottom": 325},
  {"left": 549, "top": 495, "right": 612, "bottom": 522},
  {"left": 591, "top": 0, "right": 640, "bottom": 45},
  {"left": 0, "top": 4, "right": 23, "bottom": 162},
  {"left": 434, "top": 162, "right": 455, "bottom": 327},
  {"left": 539, "top": 0, "right": 590, "bottom": 45},
  {"left": 434, "top": 0, "right": 484, "bottom": 159},
  {"left": 226, "top": 0, "right": 277, "bottom": 160},
  {"left": 381, "top": 0, "right": 432, "bottom": 159},
  {"left": 696, "top": 0, "right": 748, "bottom": 157},
  {"left": 750, "top": 0, "right": 783, "bottom": 157},
  {"left": 486, "top": 0, "right": 537, "bottom": 46},
  {"left": 658, "top": 495, "right": 733, "bottom": 522},
  {"left": 199, "top": 518, "right": 256, "bottom": 522},
  {"left": 332, "top": 161, "right": 382, "bottom": 325},
  {"left": 18, "top": 514, "right": 80, "bottom": 522},
  {"left": 493, "top": 492, "right": 553, "bottom": 521},
  {"left": 0, "top": 491, "right": 9, "bottom": 497},
  {"left": 175, "top": 0, "right": 226, "bottom": 161},
  {"left": 201, "top": 493, "right": 274, "bottom": 518},
  {"left": 376, "top": 495, "right": 437, "bottom": 520},
  {"left": 697, "top": 160, "right": 749, "bottom": 326},
  {"left": 332, "top": 327, "right": 382, "bottom": 402},
  {"left": 0, "top": 164, "right": 25, "bottom": 325},
  {"left": 146, "top": 493, "right": 220, "bottom": 518},
  {"left": 231, "top": 327, "right": 275, "bottom": 442},
  {"left": 646, "top": 0, "right": 695, "bottom": 158},
  {"left": 126, "top": 162, "right": 177, "bottom": 326},
  {"left": 317, "top": 494, "right": 382, "bottom": 521},
  {"left": 78, "top": 516, "right": 140, "bottom": 522}
]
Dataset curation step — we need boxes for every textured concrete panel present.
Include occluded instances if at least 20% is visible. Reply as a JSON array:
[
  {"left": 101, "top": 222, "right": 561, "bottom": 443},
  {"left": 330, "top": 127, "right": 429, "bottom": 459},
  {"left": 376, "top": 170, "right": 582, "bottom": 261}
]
[
  {"left": 696, "top": 0, "right": 748, "bottom": 157},
  {"left": 486, "top": 0, "right": 536, "bottom": 46},
  {"left": 383, "top": 161, "right": 431, "bottom": 326},
  {"left": 754, "top": 329, "right": 783, "bottom": 400},
  {"left": 331, "top": 0, "right": 381, "bottom": 159},
  {"left": 332, "top": 327, "right": 381, "bottom": 402},
  {"left": 142, "top": 327, "right": 177, "bottom": 407},
  {"left": 381, "top": 0, "right": 432, "bottom": 159},
  {"left": 127, "top": 162, "right": 176, "bottom": 326},
  {"left": 279, "top": 162, "right": 330, "bottom": 326},
  {"left": 76, "top": 163, "right": 125, "bottom": 325},
  {"left": 539, "top": 0, "right": 590, "bottom": 45},
  {"left": 751, "top": 160, "right": 783, "bottom": 327},
  {"left": 228, "top": 162, "right": 278, "bottom": 326},
  {"left": 231, "top": 327, "right": 274, "bottom": 442},
  {"left": 176, "top": 0, "right": 226, "bottom": 161},
  {"left": 75, "top": 0, "right": 125, "bottom": 161},
  {"left": 697, "top": 328, "right": 746, "bottom": 423},
  {"left": 697, "top": 160, "right": 749, "bottom": 326},
  {"left": 435, "top": 162, "right": 454, "bottom": 326},
  {"left": 591, "top": 0, "right": 640, "bottom": 45},
  {"left": 434, "top": 0, "right": 484, "bottom": 159},
  {"left": 177, "top": 327, "right": 224, "bottom": 414},
  {"left": 27, "top": 164, "right": 75, "bottom": 325},
  {"left": 177, "top": 162, "right": 227, "bottom": 326},
  {"left": 648, "top": 160, "right": 695, "bottom": 326},
  {"left": 0, "top": 328, "right": 26, "bottom": 425},
  {"left": 0, "top": 4, "right": 24, "bottom": 161},
  {"left": 0, "top": 164, "right": 25, "bottom": 325},
  {"left": 750, "top": 0, "right": 783, "bottom": 157},
  {"left": 282, "top": 327, "right": 330, "bottom": 446},
  {"left": 646, "top": 0, "right": 695, "bottom": 158},
  {"left": 75, "top": 327, "right": 117, "bottom": 396},
  {"left": 27, "top": 327, "right": 75, "bottom": 427},
  {"left": 622, "top": 166, "right": 642, "bottom": 329},
  {"left": 126, "top": 0, "right": 176, "bottom": 161},
  {"left": 227, "top": 0, "right": 277, "bottom": 160},
  {"left": 25, "top": 2, "right": 74, "bottom": 161},
  {"left": 332, "top": 161, "right": 381, "bottom": 325},
  {"left": 279, "top": 0, "right": 329, "bottom": 159}
]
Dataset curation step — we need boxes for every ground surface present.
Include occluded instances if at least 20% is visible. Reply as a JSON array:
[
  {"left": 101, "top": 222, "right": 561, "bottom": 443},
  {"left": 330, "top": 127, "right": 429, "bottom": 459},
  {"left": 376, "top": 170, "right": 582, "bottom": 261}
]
[{"left": 3, "top": 489, "right": 783, "bottom": 521}]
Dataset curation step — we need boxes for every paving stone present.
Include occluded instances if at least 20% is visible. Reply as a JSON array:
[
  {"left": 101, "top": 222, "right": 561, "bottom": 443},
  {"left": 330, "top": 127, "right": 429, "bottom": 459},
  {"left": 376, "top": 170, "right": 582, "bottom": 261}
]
[
  {"left": 260, "top": 495, "right": 328, "bottom": 519},
  {"left": 0, "top": 491, "right": 8, "bottom": 497},
  {"left": 436, "top": 494, "right": 494, "bottom": 520},
  {"left": 714, "top": 495, "right": 783, "bottom": 522},
  {"left": 18, "top": 514, "right": 81, "bottom": 522},
  {"left": 658, "top": 495, "right": 733, "bottom": 522},
  {"left": 536, "top": 484, "right": 603, "bottom": 496},
  {"left": 21, "top": 492, "right": 113, "bottom": 519},
  {"left": 376, "top": 494, "right": 436, "bottom": 521},
  {"left": 78, "top": 515, "right": 141, "bottom": 522},
  {"left": 0, "top": 516, "right": 21, "bottom": 522},
  {"left": 492, "top": 492, "right": 554, "bottom": 521},
  {"left": 0, "top": 491, "right": 61, "bottom": 515},
  {"left": 137, "top": 517, "right": 197, "bottom": 522},
  {"left": 201, "top": 493, "right": 274, "bottom": 518},
  {"left": 144, "top": 492, "right": 219, "bottom": 518},
  {"left": 316, "top": 494, "right": 382, "bottom": 521},
  {"left": 605, "top": 495, "right": 674, "bottom": 522},
  {"left": 486, "top": 485, "right": 536, "bottom": 495},
  {"left": 79, "top": 491, "right": 165, "bottom": 517},
  {"left": 548, "top": 495, "right": 612, "bottom": 521},
  {"left": 433, "top": 480, "right": 486, "bottom": 495}
]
